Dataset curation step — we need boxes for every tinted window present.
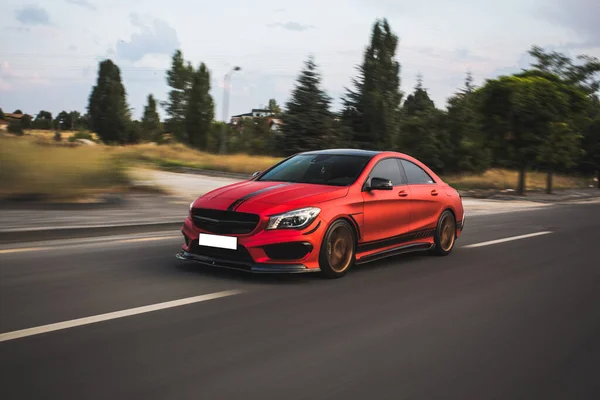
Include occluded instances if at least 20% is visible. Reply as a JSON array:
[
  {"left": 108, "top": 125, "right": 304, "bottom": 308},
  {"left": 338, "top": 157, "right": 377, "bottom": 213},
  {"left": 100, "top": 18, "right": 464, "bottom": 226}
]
[
  {"left": 369, "top": 158, "right": 405, "bottom": 186},
  {"left": 258, "top": 154, "right": 371, "bottom": 186},
  {"left": 400, "top": 160, "right": 435, "bottom": 184}
]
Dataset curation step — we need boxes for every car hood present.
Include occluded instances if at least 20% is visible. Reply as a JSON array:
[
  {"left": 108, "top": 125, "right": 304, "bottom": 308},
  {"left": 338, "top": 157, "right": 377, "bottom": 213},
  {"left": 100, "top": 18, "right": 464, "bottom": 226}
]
[{"left": 193, "top": 180, "right": 349, "bottom": 213}]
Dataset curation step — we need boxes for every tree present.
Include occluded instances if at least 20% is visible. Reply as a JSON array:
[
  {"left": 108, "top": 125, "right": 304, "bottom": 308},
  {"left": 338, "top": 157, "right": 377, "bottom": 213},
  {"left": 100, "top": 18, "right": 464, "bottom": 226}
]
[
  {"left": 402, "top": 76, "right": 435, "bottom": 117},
  {"left": 87, "top": 59, "right": 131, "bottom": 144},
  {"left": 537, "top": 122, "right": 583, "bottom": 193},
  {"left": 13, "top": 109, "right": 23, "bottom": 115},
  {"left": 444, "top": 72, "right": 491, "bottom": 173},
  {"left": 0, "top": 108, "right": 5, "bottom": 120},
  {"left": 581, "top": 114, "right": 600, "bottom": 188},
  {"left": 185, "top": 62, "right": 214, "bottom": 149},
  {"left": 236, "top": 117, "right": 274, "bottom": 155},
  {"left": 268, "top": 98, "right": 281, "bottom": 115},
  {"left": 281, "top": 55, "right": 334, "bottom": 155},
  {"left": 477, "top": 74, "right": 581, "bottom": 195},
  {"left": 33, "top": 110, "right": 53, "bottom": 129},
  {"left": 342, "top": 18, "right": 403, "bottom": 150},
  {"left": 397, "top": 78, "right": 450, "bottom": 173},
  {"left": 163, "top": 50, "right": 193, "bottom": 141},
  {"left": 55, "top": 110, "right": 82, "bottom": 130},
  {"left": 528, "top": 45, "right": 600, "bottom": 96},
  {"left": 141, "top": 94, "right": 161, "bottom": 141}
]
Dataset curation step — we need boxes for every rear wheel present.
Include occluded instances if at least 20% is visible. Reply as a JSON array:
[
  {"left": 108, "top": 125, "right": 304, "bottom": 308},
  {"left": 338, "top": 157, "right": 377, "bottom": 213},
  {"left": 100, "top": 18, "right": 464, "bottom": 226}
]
[
  {"left": 319, "top": 219, "right": 356, "bottom": 279},
  {"left": 432, "top": 210, "right": 456, "bottom": 256}
]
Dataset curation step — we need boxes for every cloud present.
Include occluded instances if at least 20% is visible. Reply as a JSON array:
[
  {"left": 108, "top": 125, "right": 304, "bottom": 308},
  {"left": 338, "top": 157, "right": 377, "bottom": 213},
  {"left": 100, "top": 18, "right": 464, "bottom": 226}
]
[
  {"left": 116, "top": 14, "right": 180, "bottom": 62},
  {"left": 0, "top": 61, "right": 49, "bottom": 92},
  {"left": 68, "top": 44, "right": 77, "bottom": 51},
  {"left": 267, "top": 22, "right": 316, "bottom": 32},
  {"left": 274, "top": 8, "right": 285, "bottom": 13},
  {"left": 66, "top": 0, "right": 96, "bottom": 10},
  {"left": 15, "top": 4, "right": 51, "bottom": 26},
  {"left": 536, "top": 0, "right": 600, "bottom": 47}
]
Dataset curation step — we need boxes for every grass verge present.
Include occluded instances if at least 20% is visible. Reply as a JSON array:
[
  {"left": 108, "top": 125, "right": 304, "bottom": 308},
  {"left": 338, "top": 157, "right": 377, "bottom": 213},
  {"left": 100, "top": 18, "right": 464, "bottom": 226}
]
[
  {"left": 1, "top": 131, "right": 593, "bottom": 202},
  {"left": 0, "top": 136, "right": 130, "bottom": 201}
]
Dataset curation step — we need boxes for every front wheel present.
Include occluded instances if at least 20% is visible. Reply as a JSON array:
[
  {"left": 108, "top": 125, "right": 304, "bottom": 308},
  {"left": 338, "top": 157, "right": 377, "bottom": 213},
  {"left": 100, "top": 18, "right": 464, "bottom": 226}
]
[
  {"left": 432, "top": 210, "right": 456, "bottom": 256},
  {"left": 319, "top": 219, "right": 356, "bottom": 279}
]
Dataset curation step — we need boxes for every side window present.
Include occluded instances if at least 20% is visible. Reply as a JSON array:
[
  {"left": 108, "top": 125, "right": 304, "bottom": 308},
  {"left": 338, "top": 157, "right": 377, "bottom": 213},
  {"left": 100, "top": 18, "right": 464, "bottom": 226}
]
[
  {"left": 400, "top": 160, "right": 435, "bottom": 184},
  {"left": 369, "top": 158, "right": 405, "bottom": 186}
]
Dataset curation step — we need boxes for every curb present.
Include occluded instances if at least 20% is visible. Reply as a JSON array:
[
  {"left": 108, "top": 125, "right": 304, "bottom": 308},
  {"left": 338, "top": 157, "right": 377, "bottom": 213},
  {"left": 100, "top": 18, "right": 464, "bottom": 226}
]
[
  {"left": 0, "top": 221, "right": 183, "bottom": 245},
  {"left": 163, "top": 167, "right": 251, "bottom": 180}
]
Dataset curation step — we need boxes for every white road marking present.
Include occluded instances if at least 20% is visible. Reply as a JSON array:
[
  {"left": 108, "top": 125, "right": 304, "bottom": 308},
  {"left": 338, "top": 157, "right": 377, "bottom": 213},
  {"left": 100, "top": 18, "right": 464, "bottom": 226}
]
[
  {"left": 463, "top": 231, "right": 553, "bottom": 248},
  {"left": 0, "top": 290, "right": 242, "bottom": 343}
]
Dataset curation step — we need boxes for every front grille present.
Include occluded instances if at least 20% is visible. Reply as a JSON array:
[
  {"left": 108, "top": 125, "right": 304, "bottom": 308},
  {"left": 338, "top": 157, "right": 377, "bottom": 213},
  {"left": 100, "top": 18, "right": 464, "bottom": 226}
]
[
  {"left": 188, "top": 241, "right": 254, "bottom": 263},
  {"left": 191, "top": 208, "right": 260, "bottom": 235}
]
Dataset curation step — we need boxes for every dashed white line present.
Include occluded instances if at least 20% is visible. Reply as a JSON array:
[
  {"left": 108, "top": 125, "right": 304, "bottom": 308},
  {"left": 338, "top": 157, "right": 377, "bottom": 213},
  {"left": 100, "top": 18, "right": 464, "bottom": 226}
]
[
  {"left": 463, "top": 231, "right": 553, "bottom": 248},
  {"left": 0, "top": 290, "right": 242, "bottom": 343}
]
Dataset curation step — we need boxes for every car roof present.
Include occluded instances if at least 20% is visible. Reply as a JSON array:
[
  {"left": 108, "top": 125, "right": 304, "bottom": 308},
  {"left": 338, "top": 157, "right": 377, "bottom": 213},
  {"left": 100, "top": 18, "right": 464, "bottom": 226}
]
[{"left": 299, "top": 148, "right": 382, "bottom": 157}]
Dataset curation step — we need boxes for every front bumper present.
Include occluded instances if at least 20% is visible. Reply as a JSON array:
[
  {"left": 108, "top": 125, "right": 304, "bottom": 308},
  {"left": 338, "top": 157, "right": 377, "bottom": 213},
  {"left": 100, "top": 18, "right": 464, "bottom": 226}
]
[{"left": 176, "top": 250, "right": 319, "bottom": 274}]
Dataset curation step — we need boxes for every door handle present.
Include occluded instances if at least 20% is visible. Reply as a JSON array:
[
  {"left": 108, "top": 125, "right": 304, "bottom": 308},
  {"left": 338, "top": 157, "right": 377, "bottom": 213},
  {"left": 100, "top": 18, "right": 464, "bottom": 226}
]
[
  {"left": 431, "top": 189, "right": 438, "bottom": 196},
  {"left": 398, "top": 190, "right": 408, "bottom": 197}
]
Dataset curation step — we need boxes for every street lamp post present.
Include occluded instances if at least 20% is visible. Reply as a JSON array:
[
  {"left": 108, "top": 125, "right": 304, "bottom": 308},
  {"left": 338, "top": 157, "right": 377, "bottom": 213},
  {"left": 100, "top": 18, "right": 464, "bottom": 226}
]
[{"left": 220, "top": 66, "right": 241, "bottom": 154}]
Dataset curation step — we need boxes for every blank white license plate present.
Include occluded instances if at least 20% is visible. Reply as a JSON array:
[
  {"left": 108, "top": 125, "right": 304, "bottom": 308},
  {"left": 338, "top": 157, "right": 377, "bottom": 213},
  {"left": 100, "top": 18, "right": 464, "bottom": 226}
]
[{"left": 199, "top": 233, "right": 237, "bottom": 250}]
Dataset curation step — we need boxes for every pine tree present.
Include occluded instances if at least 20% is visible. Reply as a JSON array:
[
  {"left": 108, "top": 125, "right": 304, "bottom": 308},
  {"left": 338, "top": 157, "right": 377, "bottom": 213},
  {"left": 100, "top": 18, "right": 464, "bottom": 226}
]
[
  {"left": 141, "top": 94, "right": 161, "bottom": 141},
  {"left": 342, "top": 18, "right": 403, "bottom": 150},
  {"left": 164, "top": 50, "right": 193, "bottom": 141},
  {"left": 445, "top": 72, "right": 491, "bottom": 173},
  {"left": 280, "top": 55, "right": 334, "bottom": 155},
  {"left": 398, "top": 77, "right": 448, "bottom": 172},
  {"left": 402, "top": 75, "right": 435, "bottom": 116},
  {"left": 185, "top": 63, "right": 214, "bottom": 149},
  {"left": 87, "top": 59, "right": 130, "bottom": 144}
]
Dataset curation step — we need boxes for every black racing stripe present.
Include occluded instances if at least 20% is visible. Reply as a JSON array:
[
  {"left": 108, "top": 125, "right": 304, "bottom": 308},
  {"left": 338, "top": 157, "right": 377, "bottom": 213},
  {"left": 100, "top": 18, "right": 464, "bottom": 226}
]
[
  {"left": 303, "top": 221, "right": 321, "bottom": 235},
  {"left": 357, "top": 228, "right": 436, "bottom": 253},
  {"left": 226, "top": 183, "right": 293, "bottom": 211}
]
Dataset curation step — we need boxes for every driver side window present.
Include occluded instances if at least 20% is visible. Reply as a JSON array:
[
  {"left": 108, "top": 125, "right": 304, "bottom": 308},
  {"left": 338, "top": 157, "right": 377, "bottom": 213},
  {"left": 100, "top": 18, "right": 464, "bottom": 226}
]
[{"left": 369, "top": 158, "right": 405, "bottom": 186}]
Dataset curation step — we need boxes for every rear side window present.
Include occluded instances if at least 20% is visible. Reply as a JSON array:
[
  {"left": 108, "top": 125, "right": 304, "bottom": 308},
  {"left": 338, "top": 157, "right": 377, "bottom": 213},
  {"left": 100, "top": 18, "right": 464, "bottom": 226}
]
[
  {"left": 400, "top": 160, "right": 435, "bottom": 184},
  {"left": 369, "top": 158, "right": 405, "bottom": 186}
]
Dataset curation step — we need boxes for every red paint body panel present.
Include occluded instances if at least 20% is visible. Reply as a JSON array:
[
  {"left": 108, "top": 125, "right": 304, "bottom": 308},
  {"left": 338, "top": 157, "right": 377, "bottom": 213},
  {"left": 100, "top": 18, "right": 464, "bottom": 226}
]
[{"left": 181, "top": 151, "right": 465, "bottom": 272}]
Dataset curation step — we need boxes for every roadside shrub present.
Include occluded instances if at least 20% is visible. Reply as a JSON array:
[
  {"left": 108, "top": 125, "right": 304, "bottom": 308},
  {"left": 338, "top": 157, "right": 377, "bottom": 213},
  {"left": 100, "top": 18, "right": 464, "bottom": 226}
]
[
  {"left": 8, "top": 120, "right": 23, "bottom": 135},
  {"left": 68, "top": 129, "right": 95, "bottom": 143}
]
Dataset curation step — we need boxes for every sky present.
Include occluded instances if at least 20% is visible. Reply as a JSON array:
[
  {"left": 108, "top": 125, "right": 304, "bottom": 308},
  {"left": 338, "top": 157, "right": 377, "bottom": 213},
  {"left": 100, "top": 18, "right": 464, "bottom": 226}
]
[{"left": 1, "top": 0, "right": 599, "bottom": 121}]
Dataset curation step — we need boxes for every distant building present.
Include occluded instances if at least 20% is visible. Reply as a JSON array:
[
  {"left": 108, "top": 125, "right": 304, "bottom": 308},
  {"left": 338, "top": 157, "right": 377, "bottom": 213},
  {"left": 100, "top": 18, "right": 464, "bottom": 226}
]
[
  {"left": 268, "top": 117, "right": 283, "bottom": 132},
  {"left": 230, "top": 108, "right": 274, "bottom": 125}
]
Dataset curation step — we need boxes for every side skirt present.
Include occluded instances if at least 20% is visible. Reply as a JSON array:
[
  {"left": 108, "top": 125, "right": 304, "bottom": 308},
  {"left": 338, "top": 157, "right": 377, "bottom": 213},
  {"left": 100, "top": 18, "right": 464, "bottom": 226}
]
[{"left": 356, "top": 242, "right": 434, "bottom": 265}]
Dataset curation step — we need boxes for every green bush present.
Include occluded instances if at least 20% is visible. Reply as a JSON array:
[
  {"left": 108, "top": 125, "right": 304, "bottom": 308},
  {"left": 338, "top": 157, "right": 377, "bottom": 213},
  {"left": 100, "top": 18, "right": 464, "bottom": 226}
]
[
  {"left": 68, "top": 129, "right": 95, "bottom": 142},
  {"left": 8, "top": 120, "right": 23, "bottom": 135}
]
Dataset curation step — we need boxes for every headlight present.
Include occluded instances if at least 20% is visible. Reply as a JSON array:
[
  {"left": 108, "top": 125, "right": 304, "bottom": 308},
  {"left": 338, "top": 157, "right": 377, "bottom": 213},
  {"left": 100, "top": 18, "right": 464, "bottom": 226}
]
[{"left": 266, "top": 207, "right": 321, "bottom": 230}]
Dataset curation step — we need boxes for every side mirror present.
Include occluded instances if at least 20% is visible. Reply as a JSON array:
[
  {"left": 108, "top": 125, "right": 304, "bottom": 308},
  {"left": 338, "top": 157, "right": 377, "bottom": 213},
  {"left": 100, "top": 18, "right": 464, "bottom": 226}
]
[
  {"left": 368, "top": 177, "right": 393, "bottom": 191},
  {"left": 251, "top": 171, "right": 261, "bottom": 178}
]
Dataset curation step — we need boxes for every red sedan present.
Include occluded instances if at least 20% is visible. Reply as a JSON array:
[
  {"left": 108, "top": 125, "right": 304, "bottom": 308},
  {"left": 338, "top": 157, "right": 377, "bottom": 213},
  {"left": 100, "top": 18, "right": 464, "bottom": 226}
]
[{"left": 177, "top": 149, "right": 465, "bottom": 278}]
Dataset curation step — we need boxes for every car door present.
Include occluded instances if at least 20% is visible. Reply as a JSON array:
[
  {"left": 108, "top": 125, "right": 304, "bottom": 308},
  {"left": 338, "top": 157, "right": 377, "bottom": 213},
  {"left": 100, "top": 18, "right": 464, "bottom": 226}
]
[
  {"left": 399, "top": 159, "right": 443, "bottom": 233},
  {"left": 361, "top": 158, "right": 411, "bottom": 244}
]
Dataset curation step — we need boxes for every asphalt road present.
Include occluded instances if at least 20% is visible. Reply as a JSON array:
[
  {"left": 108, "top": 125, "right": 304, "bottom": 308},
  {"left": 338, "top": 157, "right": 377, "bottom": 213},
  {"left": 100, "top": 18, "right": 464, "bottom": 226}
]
[{"left": 1, "top": 203, "right": 599, "bottom": 400}]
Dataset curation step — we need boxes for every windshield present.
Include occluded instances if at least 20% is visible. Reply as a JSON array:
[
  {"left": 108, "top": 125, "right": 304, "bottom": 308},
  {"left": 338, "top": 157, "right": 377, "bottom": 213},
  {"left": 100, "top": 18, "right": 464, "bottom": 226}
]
[{"left": 257, "top": 154, "right": 371, "bottom": 186}]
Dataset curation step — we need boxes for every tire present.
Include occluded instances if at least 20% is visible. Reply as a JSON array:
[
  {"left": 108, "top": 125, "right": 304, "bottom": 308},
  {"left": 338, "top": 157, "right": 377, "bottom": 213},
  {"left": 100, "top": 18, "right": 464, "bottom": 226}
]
[
  {"left": 319, "top": 219, "right": 356, "bottom": 279},
  {"left": 432, "top": 210, "right": 456, "bottom": 256}
]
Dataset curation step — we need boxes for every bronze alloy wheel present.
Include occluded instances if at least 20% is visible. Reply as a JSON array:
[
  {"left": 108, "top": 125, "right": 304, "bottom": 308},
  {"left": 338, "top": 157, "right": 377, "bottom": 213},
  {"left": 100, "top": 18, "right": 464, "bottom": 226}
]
[
  {"left": 326, "top": 224, "right": 354, "bottom": 273},
  {"left": 439, "top": 213, "right": 456, "bottom": 252}
]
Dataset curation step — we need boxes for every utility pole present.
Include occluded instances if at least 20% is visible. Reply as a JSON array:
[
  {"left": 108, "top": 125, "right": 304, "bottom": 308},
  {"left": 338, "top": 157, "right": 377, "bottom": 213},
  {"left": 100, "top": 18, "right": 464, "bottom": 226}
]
[{"left": 220, "top": 66, "right": 241, "bottom": 154}]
